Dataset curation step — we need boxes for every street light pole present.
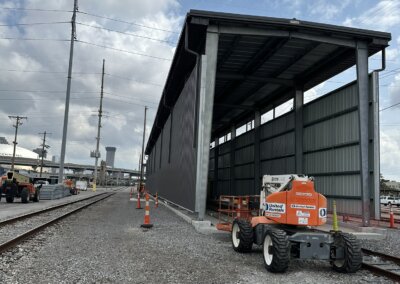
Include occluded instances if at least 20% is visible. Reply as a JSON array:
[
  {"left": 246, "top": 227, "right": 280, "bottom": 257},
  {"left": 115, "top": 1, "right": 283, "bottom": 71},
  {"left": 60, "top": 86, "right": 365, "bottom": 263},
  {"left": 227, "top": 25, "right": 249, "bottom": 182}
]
[{"left": 139, "top": 106, "right": 148, "bottom": 190}]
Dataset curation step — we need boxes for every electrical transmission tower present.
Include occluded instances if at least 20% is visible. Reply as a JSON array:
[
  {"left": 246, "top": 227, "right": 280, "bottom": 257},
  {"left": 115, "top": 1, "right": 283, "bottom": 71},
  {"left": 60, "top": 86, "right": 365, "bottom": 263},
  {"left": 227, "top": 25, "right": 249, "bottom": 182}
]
[
  {"left": 8, "top": 116, "right": 27, "bottom": 171},
  {"left": 39, "top": 131, "right": 51, "bottom": 177}
]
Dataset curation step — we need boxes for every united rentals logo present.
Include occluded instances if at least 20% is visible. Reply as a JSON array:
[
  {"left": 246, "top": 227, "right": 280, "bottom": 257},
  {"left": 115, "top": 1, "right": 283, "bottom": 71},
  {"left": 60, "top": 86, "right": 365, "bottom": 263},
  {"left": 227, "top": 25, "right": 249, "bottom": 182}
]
[{"left": 265, "top": 203, "right": 286, "bottom": 213}]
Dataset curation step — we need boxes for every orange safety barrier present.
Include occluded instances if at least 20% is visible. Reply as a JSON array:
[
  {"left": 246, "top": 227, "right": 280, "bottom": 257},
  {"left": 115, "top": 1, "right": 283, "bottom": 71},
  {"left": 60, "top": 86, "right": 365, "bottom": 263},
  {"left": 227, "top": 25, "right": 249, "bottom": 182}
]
[
  {"left": 216, "top": 195, "right": 260, "bottom": 232},
  {"left": 141, "top": 193, "right": 153, "bottom": 228}
]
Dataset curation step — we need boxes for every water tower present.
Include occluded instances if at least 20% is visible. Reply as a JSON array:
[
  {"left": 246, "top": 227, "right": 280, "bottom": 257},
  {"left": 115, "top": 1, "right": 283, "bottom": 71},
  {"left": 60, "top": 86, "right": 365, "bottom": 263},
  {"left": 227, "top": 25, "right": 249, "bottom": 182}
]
[{"left": 105, "top": 146, "right": 116, "bottom": 168}]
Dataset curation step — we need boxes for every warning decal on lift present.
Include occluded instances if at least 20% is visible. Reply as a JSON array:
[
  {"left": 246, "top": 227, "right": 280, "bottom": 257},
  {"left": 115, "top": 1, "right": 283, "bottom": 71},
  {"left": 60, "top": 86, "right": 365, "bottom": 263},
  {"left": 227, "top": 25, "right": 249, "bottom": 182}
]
[
  {"left": 298, "top": 217, "right": 308, "bottom": 225},
  {"left": 265, "top": 203, "right": 286, "bottom": 213},
  {"left": 290, "top": 204, "right": 316, "bottom": 210},
  {"left": 319, "top": 208, "right": 327, "bottom": 218},
  {"left": 296, "top": 210, "right": 310, "bottom": 217},
  {"left": 265, "top": 212, "right": 282, "bottom": 218}
]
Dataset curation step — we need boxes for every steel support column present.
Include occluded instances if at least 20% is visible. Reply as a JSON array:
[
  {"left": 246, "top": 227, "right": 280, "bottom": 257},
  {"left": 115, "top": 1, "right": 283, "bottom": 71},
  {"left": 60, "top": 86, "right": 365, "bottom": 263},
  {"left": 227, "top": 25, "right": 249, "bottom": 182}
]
[
  {"left": 372, "top": 71, "right": 380, "bottom": 220},
  {"left": 254, "top": 110, "right": 261, "bottom": 194},
  {"left": 230, "top": 125, "right": 236, "bottom": 196},
  {"left": 213, "top": 138, "right": 219, "bottom": 199},
  {"left": 295, "top": 89, "right": 304, "bottom": 173},
  {"left": 356, "top": 41, "right": 370, "bottom": 227},
  {"left": 195, "top": 26, "right": 219, "bottom": 220}
]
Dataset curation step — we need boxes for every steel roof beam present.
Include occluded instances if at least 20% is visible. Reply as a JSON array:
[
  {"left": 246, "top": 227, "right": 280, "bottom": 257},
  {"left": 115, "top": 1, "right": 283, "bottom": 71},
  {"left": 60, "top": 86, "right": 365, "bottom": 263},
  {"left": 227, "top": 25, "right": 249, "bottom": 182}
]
[
  {"left": 218, "top": 25, "right": 357, "bottom": 48},
  {"left": 217, "top": 73, "right": 294, "bottom": 86}
]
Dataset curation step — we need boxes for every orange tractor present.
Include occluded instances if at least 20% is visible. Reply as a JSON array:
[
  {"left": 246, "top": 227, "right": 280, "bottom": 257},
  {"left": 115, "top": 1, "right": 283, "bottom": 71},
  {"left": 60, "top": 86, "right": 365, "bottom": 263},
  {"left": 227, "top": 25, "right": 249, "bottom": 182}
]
[
  {"left": 0, "top": 171, "right": 40, "bottom": 203},
  {"left": 230, "top": 175, "right": 362, "bottom": 273}
]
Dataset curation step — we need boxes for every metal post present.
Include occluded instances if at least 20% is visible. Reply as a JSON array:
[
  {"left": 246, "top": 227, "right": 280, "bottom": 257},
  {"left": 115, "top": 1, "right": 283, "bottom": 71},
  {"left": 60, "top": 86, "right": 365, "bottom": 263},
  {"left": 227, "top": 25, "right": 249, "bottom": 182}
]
[
  {"left": 39, "top": 131, "right": 51, "bottom": 177},
  {"left": 59, "top": 0, "right": 78, "bottom": 183},
  {"left": 254, "top": 110, "right": 261, "bottom": 194},
  {"left": 93, "top": 59, "right": 105, "bottom": 192},
  {"left": 195, "top": 25, "right": 219, "bottom": 220},
  {"left": 356, "top": 40, "right": 370, "bottom": 227},
  {"left": 295, "top": 89, "right": 304, "bottom": 173},
  {"left": 8, "top": 116, "right": 27, "bottom": 171},
  {"left": 139, "top": 106, "right": 148, "bottom": 189},
  {"left": 230, "top": 125, "right": 236, "bottom": 196},
  {"left": 372, "top": 71, "right": 380, "bottom": 219}
]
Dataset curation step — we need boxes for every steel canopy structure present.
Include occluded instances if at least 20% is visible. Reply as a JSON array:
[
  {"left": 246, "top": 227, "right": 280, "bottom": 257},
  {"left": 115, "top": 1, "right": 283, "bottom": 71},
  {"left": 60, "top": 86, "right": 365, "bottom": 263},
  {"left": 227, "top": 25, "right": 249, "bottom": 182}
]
[{"left": 145, "top": 10, "right": 391, "bottom": 225}]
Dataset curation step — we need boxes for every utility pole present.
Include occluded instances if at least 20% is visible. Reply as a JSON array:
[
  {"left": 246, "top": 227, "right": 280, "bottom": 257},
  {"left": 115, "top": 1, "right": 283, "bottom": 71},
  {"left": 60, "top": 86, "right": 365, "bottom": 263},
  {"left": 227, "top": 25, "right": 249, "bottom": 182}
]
[
  {"left": 39, "top": 131, "right": 51, "bottom": 177},
  {"left": 92, "top": 59, "right": 105, "bottom": 192},
  {"left": 139, "top": 106, "right": 148, "bottom": 190},
  {"left": 59, "top": 0, "right": 78, "bottom": 184},
  {"left": 8, "top": 116, "right": 27, "bottom": 171}
]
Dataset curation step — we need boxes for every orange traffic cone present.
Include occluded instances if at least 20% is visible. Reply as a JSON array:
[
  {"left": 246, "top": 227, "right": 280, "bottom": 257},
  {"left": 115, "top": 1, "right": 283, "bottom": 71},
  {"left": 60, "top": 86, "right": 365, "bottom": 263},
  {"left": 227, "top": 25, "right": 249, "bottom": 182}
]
[
  {"left": 390, "top": 205, "right": 396, "bottom": 228},
  {"left": 136, "top": 191, "right": 142, "bottom": 209},
  {"left": 155, "top": 192, "right": 158, "bottom": 208},
  {"left": 141, "top": 193, "right": 153, "bottom": 228}
]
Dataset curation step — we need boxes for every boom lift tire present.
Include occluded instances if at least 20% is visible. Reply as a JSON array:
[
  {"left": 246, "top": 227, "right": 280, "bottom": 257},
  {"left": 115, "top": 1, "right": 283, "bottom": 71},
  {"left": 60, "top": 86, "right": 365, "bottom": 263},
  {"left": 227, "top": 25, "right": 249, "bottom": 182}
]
[
  {"left": 332, "top": 233, "right": 362, "bottom": 273},
  {"left": 263, "top": 228, "right": 290, "bottom": 273},
  {"left": 231, "top": 219, "right": 253, "bottom": 252},
  {"left": 21, "top": 188, "right": 29, "bottom": 203},
  {"left": 32, "top": 190, "right": 40, "bottom": 202},
  {"left": 6, "top": 196, "right": 14, "bottom": 203}
]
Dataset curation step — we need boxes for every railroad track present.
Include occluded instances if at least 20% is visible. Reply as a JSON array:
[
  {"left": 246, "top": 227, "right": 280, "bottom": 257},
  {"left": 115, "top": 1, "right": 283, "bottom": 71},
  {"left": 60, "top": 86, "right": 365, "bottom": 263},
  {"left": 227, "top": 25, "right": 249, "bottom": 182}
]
[
  {"left": 362, "top": 248, "right": 400, "bottom": 281},
  {"left": 0, "top": 191, "right": 117, "bottom": 254}
]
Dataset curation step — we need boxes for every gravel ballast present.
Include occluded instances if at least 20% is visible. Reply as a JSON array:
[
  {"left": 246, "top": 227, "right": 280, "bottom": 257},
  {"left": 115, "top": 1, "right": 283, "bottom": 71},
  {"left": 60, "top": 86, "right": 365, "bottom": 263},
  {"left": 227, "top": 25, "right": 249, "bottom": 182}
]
[{"left": 0, "top": 189, "right": 393, "bottom": 283}]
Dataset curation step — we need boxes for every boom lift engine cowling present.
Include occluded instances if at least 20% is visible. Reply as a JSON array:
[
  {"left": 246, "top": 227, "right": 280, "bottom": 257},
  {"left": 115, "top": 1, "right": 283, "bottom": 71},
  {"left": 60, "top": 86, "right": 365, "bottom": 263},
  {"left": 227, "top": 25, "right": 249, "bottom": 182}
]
[{"left": 231, "top": 174, "right": 362, "bottom": 273}]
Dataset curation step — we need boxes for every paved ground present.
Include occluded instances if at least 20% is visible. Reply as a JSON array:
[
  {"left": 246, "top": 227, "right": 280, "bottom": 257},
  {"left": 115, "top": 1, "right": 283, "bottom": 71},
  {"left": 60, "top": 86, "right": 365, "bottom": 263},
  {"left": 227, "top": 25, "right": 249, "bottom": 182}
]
[{"left": 0, "top": 188, "right": 392, "bottom": 283}]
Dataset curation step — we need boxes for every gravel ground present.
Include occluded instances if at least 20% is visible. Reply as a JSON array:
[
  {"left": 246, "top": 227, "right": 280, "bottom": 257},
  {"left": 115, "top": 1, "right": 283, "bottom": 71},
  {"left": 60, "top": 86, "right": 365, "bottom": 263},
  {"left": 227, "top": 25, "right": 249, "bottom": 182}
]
[
  {"left": 0, "top": 193, "right": 112, "bottom": 244},
  {"left": 0, "top": 189, "right": 393, "bottom": 283},
  {"left": 361, "top": 228, "right": 400, "bottom": 258}
]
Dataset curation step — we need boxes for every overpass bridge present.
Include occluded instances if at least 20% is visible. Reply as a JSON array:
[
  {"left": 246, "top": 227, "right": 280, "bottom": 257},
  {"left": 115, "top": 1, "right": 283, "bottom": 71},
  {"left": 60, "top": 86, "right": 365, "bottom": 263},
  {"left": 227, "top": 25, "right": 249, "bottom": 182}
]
[{"left": 0, "top": 156, "right": 140, "bottom": 176}]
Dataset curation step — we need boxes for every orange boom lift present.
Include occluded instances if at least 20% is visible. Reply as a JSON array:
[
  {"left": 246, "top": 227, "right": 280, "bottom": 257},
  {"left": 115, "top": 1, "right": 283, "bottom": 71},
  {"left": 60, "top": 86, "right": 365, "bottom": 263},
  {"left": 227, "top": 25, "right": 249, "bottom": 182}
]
[{"left": 229, "top": 175, "right": 362, "bottom": 273}]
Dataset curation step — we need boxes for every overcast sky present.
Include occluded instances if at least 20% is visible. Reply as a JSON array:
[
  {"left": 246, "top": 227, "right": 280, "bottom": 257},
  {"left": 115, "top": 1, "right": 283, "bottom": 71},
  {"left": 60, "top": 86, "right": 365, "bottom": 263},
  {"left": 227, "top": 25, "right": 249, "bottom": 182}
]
[{"left": 0, "top": 0, "right": 399, "bottom": 180}]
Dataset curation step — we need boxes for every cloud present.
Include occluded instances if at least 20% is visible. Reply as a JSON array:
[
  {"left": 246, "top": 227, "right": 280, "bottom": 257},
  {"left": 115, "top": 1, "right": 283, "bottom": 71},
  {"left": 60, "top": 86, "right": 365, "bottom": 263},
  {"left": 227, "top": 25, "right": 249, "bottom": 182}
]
[
  {"left": 0, "top": 0, "right": 181, "bottom": 170},
  {"left": 380, "top": 128, "right": 400, "bottom": 181},
  {"left": 343, "top": 0, "right": 400, "bottom": 30}
]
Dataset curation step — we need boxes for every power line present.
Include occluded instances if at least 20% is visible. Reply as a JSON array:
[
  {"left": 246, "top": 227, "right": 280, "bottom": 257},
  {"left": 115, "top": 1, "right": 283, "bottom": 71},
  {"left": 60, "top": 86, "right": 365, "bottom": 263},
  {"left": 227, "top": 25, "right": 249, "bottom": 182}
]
[
  {"left": 0, "top": 7, "right": 71, "bottom": 12},
  {"left": 76, "top": 40, "right": 172, "bottom": 61},
  {"left": 77, "top": 10, "right": 179, "bottom": 34},
  {"left": 76, "top": 22, "right": 177, "bottom": 45},
  {"left": 0, "top": 21, "right": 69, "bottom": 27},
  {"left": 380, "top": 101, "right": 400, "bottom": 112},
  {"left": 104, "top": 73, "right": 163, "bottom": 87},
  {"left": 0, "top": 90, "right": 98, "bottom": 93},
  {"left": 0, "top": 37, "right": 70, "bottom": 42}
]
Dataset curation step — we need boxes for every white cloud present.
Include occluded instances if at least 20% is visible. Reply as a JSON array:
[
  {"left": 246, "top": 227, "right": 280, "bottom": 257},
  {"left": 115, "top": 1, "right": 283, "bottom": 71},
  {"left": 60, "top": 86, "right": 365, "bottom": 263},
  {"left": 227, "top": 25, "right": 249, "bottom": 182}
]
[
  {"left": 380, "top": 128, "right": 400, "bottom": 181},
  {"left": 343, "top": 0, "right": 400, "bottom": 30},
  {"left": 0, "top": 0, "right": 181, "bottom": 170}
]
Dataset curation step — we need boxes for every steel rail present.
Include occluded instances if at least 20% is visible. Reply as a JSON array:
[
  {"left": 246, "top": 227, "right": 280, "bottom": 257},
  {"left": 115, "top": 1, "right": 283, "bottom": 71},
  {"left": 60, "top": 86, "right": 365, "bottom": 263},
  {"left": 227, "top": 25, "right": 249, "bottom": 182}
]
[
  {"left": 0, "top": 186, "right": 125, "bottom": 226},
  {"left": 362, "top": 248, "right": 400, "bottom": 281},
  {"left": 0, "top": 193, "right": 107, "bottom": 227},
  {"left": 0, "top": 193, "right": 115, "bottom": 254}
]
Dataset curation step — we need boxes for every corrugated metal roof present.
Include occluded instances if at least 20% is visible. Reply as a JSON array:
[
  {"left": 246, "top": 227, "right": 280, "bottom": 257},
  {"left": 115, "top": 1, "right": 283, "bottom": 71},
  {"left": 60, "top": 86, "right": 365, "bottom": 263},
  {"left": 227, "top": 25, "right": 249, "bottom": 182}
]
[{"left": 145, "top": 10, "right": 391, "bottom": 154}]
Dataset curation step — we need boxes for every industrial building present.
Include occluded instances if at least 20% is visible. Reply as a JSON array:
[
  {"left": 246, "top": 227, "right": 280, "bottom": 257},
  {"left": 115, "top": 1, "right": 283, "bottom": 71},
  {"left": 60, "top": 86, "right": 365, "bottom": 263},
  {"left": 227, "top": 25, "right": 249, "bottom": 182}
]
[{"left": 145, "top": 10, "right": 391, "bottom": 225}]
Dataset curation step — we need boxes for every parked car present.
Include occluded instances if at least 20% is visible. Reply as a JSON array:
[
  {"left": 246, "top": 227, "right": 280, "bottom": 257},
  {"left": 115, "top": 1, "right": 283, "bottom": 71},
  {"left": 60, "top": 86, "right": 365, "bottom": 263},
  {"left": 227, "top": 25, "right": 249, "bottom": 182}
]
[
  {"left": 75, "top": 180, "right": 88, "bottom": 191},
  {"left": 380, "top": 196, "right": 400, "bottom": 207}
]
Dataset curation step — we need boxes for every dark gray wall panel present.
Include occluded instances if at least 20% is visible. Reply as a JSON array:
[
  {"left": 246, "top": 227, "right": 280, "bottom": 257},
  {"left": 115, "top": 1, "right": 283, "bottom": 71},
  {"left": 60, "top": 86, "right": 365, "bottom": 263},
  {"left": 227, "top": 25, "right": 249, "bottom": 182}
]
[
  {"left": 147, "top": 65, "right": 198, "bottom": 211},
  {"left": 161, "top": 116, "right": 171, "bottom": 167}
]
